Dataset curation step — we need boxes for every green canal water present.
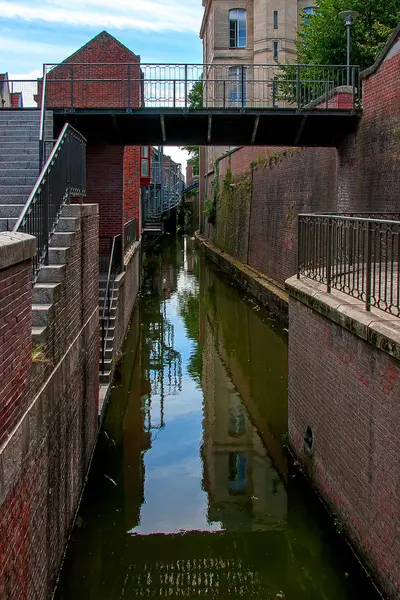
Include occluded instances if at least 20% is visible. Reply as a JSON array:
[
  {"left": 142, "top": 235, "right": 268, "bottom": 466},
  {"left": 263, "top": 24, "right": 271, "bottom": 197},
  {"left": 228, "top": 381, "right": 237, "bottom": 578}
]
[{"left": 55, "top": 236, "right": 380, "bottom": 600}]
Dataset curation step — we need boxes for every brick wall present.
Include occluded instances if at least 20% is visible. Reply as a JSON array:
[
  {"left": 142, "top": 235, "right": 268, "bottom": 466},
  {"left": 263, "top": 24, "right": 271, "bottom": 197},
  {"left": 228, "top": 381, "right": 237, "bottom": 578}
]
[
  {"left": 86, "top": 145, "right": 124, "bottom": 257},
  {"left": 0, "top": 245, "right": 33, "bottom": 447},
  {"left": 248, "top": 148, "right": 338, "bottom": 285},
  {"left": 0, "top": 206, "right": 100, "bottom": 600},
  {"left": 288, "top": 297, "right": 400, "bottom": 599},
  {"left": 43, "top": 32, "right": 141, "bottom": 110},
  {"left": 124, "top": 146, "right": 141, "bottom": 237}
]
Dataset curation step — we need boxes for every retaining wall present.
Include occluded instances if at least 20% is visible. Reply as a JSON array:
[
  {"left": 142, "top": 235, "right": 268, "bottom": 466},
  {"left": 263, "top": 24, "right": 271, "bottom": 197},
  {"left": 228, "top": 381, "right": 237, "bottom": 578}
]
[{"left": 0, "top": 204, "right": 100, "bottom": 599}]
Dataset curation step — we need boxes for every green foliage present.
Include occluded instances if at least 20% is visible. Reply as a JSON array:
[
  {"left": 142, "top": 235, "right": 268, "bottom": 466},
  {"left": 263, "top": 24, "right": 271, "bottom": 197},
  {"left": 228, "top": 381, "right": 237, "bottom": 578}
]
[
  {"left": 182, "top": 78, "right": 203, "bottom": 177},
  {"left": 204, "top": 198, "right": 216, "bottom": 225},
  {"left": 297, "top": 0, "right": 400, "bottom": 70}
]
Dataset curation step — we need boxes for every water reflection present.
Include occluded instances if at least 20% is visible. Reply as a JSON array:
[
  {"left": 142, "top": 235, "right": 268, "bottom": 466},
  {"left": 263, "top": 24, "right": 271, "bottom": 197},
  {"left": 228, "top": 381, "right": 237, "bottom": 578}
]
[{"left": 55, "top": 236, "right": 380, "bottom": 600}]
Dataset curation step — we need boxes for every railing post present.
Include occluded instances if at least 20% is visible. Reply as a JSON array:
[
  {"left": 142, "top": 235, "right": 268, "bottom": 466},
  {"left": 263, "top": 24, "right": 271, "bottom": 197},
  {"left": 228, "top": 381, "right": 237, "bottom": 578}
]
[
  {"left": 223, "top": 80, "right": 226, "bottom": 109},
  {"left": 173, "top": 80, "right": 176, "bottom": 108},
  {"left": 296, "top": 65, "right": 301, "bottom": 109},
  {"left": 327, "top": 217, "right": 333, "bottom": 292},
  {"left": 352, "top": 67, "right": 356, "bottom": 109},
  {"left": 241, "top": 65, "right": 245, "bottom": 108},
  {"left": 127, "top": 64, "right": 131, "bottom": 109},
  {"left": 366, "top": 221, "right": 372, "bottom": 311},
  {"left": 325, "top": 81, "right": 329, "bottom": 109},
  {"left": 184, "top": 65, "right": 188, "bottom": 109},
  {"left": 272, "top": 79, "right": 276, "bottom": 109},
  {"left": 297, "top": 216, "right": 302, "bottom": 279}
]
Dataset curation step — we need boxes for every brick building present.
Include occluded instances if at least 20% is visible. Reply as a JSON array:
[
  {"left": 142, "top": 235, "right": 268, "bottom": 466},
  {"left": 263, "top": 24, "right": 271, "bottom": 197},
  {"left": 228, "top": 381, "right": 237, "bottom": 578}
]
[{"left": 41, "top": 31, "right": 143, "bottom": 256}]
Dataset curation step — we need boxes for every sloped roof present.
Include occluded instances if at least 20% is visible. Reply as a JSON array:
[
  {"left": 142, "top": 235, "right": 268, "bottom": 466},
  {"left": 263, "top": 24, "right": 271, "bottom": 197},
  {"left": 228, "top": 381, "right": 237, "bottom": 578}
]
[
  {"left": 361, "top": 22, "right": 400, "bottom": 79},
  {"left": 53, "top": 30, "right": 140, "bottom": 66}
]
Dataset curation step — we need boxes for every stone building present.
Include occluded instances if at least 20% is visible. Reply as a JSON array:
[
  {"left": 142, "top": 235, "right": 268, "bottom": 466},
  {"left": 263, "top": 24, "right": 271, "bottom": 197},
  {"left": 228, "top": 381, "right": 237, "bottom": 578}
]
[{"left": 199, "top": 0, "right": 316, "bottom": 172}]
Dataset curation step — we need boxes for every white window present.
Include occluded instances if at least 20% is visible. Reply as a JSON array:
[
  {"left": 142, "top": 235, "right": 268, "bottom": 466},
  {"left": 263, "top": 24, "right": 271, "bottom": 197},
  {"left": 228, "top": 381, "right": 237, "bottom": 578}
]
[
  {"left": 229, "top": 9, "right": 247, "bottom": 48},
  {"left": 228, "top": 66, "right": 247, "bottom": 106},
  {"left": 141, "top": 146, "right": 149, "bottom": 158}
]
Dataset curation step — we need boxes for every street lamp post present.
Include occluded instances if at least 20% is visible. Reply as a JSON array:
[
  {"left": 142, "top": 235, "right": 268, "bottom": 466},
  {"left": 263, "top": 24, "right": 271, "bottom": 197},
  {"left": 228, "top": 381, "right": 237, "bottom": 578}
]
[{"left": 339, "top": 9, "right": 359, "bottom": 85}]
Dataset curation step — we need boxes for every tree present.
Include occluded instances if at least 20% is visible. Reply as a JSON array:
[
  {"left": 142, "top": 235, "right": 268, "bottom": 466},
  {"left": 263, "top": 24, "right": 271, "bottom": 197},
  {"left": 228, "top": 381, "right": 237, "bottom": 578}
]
[
  {"left": 182, "top": 78, "right": 203, "bottom": 178},
  {"left": 297, "top": 0, "right": 400, "bottom": 71}
]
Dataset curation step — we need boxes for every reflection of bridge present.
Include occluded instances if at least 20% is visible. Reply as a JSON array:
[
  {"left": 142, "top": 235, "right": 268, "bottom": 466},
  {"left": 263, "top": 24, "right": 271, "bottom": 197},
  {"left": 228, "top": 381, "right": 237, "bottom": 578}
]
[{"left": 40, "top": 63, "right": 361, "bottom": 146}]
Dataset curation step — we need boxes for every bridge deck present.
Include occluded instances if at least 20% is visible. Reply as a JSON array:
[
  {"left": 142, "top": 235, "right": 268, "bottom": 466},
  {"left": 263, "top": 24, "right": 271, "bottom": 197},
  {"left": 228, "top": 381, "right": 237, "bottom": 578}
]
[{"left": 53, "top": 108, "right": 361, "bottom": 147}]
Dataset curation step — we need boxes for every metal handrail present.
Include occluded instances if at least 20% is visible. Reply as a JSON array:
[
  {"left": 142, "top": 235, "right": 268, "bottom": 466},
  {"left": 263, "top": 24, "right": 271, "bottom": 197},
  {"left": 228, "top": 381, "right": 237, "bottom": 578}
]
[
  {"left": 124, "top": 219, "right": 137, "bottom": 254},
  {"left": 101, "top": 234, "right": 123, "bottom": 374},
  {"left": 14, "top": 123, "right": 86, "bottom": 279},
  {"left": 39, "top": 64, "right": 48, "bottom": 168},
  {"left": 297, "top": 213, "right": 400, "bottom": 317}
]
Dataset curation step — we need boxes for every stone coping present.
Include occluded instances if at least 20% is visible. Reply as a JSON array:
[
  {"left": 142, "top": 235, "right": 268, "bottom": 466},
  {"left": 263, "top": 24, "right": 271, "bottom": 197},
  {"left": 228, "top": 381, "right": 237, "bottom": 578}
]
[
  {"left": 286, "top": 275, "right": 400, "bottom": 361},
  {"left": 0, "top": 232, "right": 36, "bottom": 271}
]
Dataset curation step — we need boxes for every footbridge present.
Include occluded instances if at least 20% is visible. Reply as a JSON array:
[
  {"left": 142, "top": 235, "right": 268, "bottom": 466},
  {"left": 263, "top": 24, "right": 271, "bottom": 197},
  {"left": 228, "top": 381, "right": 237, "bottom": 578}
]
[{"left": 36, "top": 63, "right": 361, "bottom": 147}]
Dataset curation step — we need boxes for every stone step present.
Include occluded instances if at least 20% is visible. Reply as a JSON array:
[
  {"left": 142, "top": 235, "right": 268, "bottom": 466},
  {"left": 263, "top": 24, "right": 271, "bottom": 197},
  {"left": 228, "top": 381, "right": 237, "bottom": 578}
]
[
  {"left": 36, "top": 264, "right": 66, "bottom": 283},
  {"left": 49, "top": 231, "right": 77, "bottom": 247},
  {"left": 0, "top": 184, "right": 34, "bottom": 195},
  {"left": 0, "top": 194, "right": 31, "bottom": 206},
  {"left": 62, "top": 204, "right": 83, "bottom": 218},
  {"left": 32, "top": 304, "right": 54, "bottom": 327},
  {"left": 0, "top": 122, "right": 39, "bottom": 129},
  {"left": 0, "top": 161, "right": 39, "bottom": 170},
  {"left": 0, "top": 218, "right": 17, "bottom": 231},
  {"left": 32, "top": 282, "right": 61, "bottom": 305},
  {"left": 0, "top": 133, "right": 39, "bottom": 141},
  {"left": 99, "top": 371, "right": 113, "bottom": 385},
  {"left": 0, "top": 173, "right": 38, "bottom": 184},
  {"left": 56, "top": 217, "right": 81, "bottom": 233},
  {"left": 48, "top": 247, "right": 70, "bottom": 265},
  {"left": 0, "top": 150, "right": 38, "bottom": 160},
  {"left": 0, "top": 141, "right": 38, "bottom": 150},
  {"left": 0, "top": 205, "right": 25, "bottom": 218},
  {"left": 32, "top": 326, "right": 47, "bottom": 345}
]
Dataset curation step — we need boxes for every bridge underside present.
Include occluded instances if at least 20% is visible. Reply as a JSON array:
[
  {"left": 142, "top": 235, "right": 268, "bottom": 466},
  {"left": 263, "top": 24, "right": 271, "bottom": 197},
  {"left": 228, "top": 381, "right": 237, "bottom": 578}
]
[{"left": 53, "top": 108, "right": 361, "bottom": 147}]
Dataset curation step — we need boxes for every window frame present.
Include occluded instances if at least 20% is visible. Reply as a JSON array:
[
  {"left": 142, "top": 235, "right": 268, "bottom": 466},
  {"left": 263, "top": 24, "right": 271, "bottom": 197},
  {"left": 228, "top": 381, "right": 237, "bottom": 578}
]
[
  {"left": 228, "top": 66, "right": 247, "bottom": 106},
  {"left": 273, "top": 41, "right": 279, "bottom": 60},
  {"left": 229, "top": 8, "right": 247, "bottom": 49},
  {"left": 273, "top": 10, "right": 278, "bottom": 29}
]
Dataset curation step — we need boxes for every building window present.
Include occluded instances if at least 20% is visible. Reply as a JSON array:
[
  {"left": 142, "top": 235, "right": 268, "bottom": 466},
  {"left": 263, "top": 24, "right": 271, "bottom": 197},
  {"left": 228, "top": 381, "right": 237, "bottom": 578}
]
[
  {"left": 141, "top": 146, "right": 149, "bottom": 158},
  {"left": 273, "top": 10, "right": 278, "bottom": 29},
  {"left": 141, "top": 160, "right": 149, "bottom": 177},
  {"left": 228, "top": 66, "right": 247, "bottom": 106},
  {"left": 228, "top": 453, "right": 247, "bottom": 495},
  {"left": 273, "top": 41, "right": 279, "bottom": 60},
  {"left": 229, "top": 9, "right": 247, "bottom": 48}
]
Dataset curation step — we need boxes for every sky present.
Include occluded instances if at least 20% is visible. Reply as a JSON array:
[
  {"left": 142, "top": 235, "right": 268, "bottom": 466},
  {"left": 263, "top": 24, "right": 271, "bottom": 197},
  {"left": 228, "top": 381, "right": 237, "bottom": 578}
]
[{"left": 0, "top": 0, "right": 204, "bottom": 171}]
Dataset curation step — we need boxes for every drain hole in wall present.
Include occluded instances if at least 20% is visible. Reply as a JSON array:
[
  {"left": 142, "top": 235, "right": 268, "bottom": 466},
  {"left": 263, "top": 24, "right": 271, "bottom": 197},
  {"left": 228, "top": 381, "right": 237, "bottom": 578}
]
[{"left": 304, "top": 426, "right": 314, "bottom": 452}]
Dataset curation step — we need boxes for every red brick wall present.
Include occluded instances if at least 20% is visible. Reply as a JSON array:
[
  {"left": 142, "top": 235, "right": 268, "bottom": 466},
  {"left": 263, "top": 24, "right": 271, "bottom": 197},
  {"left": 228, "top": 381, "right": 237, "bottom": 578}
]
[
  {"left": 86, "top": 145, "right": 124, "bottom": 256},
  {"left": 288, "top": 297, "right": 400, "bottom": 599},
  {"left": 0, "top": 206, "right": 99, "bottom": 600},
  {"left": 338, "top": 49, "right": 400, "bottom": 213},
  {"left": 0, "top": 259, "right": 32, "bottom": 447},
  {"left": 248, "top": 148, "right": 338, "bottom": 285},
  {"left": 124, "top": 146, "right": 141, "bottom": 237},
  {"left": 43, "top": 32, "right": 141, "bottom": 109}
]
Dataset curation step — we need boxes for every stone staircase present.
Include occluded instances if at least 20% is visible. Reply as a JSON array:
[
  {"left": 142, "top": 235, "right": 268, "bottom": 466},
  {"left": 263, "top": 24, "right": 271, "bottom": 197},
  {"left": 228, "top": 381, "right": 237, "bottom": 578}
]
[
  {"left": 0, "top": 111, "right": 41, "bottom": 231},
  {"left": 31, "top": 205, "right": 82, "bottom": 348},
  {"left": 99, "top": 275, "right": 120, "bottom": 384}
]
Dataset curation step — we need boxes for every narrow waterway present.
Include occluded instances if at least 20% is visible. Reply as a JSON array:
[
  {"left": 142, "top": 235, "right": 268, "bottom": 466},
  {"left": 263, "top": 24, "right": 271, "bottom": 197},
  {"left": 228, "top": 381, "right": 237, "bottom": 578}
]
[{"left": 55, "top": 236, "right": 380, "bottom": 600}]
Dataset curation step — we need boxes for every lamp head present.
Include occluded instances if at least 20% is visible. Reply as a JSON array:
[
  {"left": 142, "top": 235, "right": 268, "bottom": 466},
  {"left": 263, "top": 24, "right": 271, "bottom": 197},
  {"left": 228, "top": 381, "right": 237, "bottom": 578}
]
[{"left": 339, "top": 9, "right": 359, "bottom": 25}]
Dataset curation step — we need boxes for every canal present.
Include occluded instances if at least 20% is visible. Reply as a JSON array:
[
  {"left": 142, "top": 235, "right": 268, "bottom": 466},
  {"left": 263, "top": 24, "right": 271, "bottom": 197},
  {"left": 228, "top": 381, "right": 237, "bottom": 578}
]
[{"left": 55, "top": 236, "right": 380, "bottom": 600}]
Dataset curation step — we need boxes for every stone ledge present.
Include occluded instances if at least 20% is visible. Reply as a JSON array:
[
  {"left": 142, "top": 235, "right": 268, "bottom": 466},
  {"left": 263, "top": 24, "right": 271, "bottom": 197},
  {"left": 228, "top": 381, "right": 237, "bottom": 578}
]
[
  {"left": 195, "top": 232, "right": 289, "bottom": 324},
  {"left": 0, "top": 232, "right": 36, "bottom": 271},
  {"left": 286, "top": 275, "right": 400, "bottom": 361}
]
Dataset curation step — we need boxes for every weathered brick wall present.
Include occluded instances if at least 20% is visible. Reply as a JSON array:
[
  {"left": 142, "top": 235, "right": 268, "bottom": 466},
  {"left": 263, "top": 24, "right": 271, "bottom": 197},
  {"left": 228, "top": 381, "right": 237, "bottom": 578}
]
[
  {"left": 0, "top": 206, "right": 100, "bottom": 600},
  {"left": 0, "top": 240, "right": 34, "bottom": 447},
  {"left": 288, "top": 297, "right": 400, "bottom": 599},
  {"left": 338, "top": 47, "right": 400, "bottom": 213},
  {"left": 86, "top": 145, "right": 124, "bottom": 257},
  {"left": 249, "top": 148, "right": 338, "bottom": 285},
  {"left": 42, "top": 32, "right": 141, "bottom": 110},
  {"left": 123, "top": 146, "right": 141, "bottom": 237},
  {"left": 114, "top": 244, "right": 141, "bottom": 358}
]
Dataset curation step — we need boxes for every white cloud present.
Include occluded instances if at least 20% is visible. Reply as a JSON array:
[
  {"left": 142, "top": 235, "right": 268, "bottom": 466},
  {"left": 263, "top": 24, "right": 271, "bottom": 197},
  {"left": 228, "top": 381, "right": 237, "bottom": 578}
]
[
  {"left": 163, "top": 147, "right": 189, "bottom": 177},
  {"left": 0, "top": 35, "right": 73, "bottom": 59},
  {"left": 0, "top": 0, "right": 202, "bottom": 32}
]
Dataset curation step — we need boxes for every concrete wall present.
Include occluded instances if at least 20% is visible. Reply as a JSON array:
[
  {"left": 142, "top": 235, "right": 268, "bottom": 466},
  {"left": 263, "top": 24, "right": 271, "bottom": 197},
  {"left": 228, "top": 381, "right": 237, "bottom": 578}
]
[
  {"left": 286, "top": 280, "right": 400, "bottom": 599},
  {"left": 0, "top": 206, "right": 100, "bottom": 599}
]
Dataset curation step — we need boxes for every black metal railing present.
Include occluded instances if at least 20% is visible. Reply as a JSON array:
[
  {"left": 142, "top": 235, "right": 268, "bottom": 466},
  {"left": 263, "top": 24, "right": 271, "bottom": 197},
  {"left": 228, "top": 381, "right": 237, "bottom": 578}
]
[
  {"left": 13, "top": 123, "right": 86, "bottom": 280},
  {"left": 298, "top": 214, "right": 400, "bottom": 317},
  {"left": 42, "top": 63, "right": 360, "bottom": 111},
  {"left": 124, "top": 219, "right": 137, "bottom": 254},
  {"left": 101, "top": 234, "right": 123, "bottom": 374}
]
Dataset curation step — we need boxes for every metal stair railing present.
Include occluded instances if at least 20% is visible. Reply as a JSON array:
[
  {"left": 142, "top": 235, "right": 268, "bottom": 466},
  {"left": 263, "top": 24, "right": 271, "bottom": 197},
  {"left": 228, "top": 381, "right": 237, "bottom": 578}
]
[
  {"left": 101, "top": 234, "right": 123, "bottom": 375},
  {"left": 13, "top": 123, "right": 86, "bottom": 281}
]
